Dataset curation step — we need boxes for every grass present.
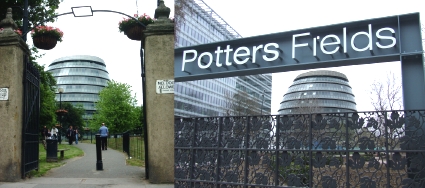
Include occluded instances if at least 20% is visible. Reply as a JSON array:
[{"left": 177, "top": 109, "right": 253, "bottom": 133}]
[{"left": 29, "top": 143, "right": 84, "bottom": 177}]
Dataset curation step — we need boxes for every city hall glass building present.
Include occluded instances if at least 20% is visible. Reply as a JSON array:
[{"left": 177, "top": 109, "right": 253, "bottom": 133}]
[
  {"left": 278, "top": 70, "right": 357, "bottom": 114},
  {"left": 175, "top": 0, "right": 272, "bottom": 117},
  {"left": 46, "top": 55, "right": 110, "bottom": 120}
]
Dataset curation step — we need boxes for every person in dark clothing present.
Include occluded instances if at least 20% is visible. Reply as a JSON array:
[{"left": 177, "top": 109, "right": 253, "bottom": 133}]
[
  {"left": 41, "top": 126, "right": 49, "bottom": 140},
  {"left": 67, "top": 126, "right": 74, "bottom": 145},
  {"left": 41, "top": 125, "right": 49, "bottom": 149}
]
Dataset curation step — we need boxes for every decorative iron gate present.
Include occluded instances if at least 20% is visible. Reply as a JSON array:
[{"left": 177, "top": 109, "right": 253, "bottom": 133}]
[
  {"left": 175, "top": 110, "right": 425, "bottom": 187},
  {"left": 21, "top": 54, "right": 40, "bottom": 177}
]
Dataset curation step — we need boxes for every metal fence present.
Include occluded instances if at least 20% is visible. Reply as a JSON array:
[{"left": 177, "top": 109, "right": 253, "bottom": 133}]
[
  {"left": 81, "top": 130, "right": 144, "bottom": 160},
  {"left": 175, "top": 110, "right": 425, "bottom": 187}
]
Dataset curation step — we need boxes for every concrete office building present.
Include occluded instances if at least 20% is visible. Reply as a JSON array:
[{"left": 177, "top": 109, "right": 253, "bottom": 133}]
[
  {"left": 46, "top": 55, "right": 110, "bottom": 120},
  {"left": 278, "top": 70, "right": 357, "bottom": 114},
  {"left": 175, "top": 0, "right": 272, "bottom": 117}
]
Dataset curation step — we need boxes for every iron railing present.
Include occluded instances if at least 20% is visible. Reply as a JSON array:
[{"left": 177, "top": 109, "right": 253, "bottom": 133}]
[
  {"left": 175, "top": 110, "right": 425, "bottom": 187},
  {"left": 81, "top": 129, "right": 144, "bottom": 160}
]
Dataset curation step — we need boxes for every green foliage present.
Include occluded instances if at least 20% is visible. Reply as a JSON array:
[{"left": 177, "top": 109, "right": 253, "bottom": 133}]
[
  {"left": 118, "top": 13, "right": 154, "bottom": 33},
  {"left": 32, "top": 60, "right": 57, "bottom": 129},
  {"left": 58, "top": 102, "right": 85, "bottom": 133},
  {"left": 90, "top": 80, "right": 141, "bottom": 133},
  {"left": 0, "top": 0, "right": 60, "bottom": 31}
]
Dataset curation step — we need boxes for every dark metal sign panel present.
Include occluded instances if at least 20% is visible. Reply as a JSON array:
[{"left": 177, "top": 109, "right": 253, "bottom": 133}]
[{"left": 174, "top": 13, "right": 422, "bottom": 82}]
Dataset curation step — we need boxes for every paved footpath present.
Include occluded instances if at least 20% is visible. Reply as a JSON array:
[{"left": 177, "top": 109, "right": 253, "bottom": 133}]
[{"left": 0, "top": 143, "right": 173, "bottom": 188}]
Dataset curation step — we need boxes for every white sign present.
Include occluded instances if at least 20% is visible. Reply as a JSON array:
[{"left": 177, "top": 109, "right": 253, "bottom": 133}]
[
  {"left": 180, "top": 24, "right": 397, "bottom": 72},
  {"left": 0, "top": 88, "right": 9, "bottom": 100},
  {"left": 156, "top": 80, "right": 174, "bottom": 94}
]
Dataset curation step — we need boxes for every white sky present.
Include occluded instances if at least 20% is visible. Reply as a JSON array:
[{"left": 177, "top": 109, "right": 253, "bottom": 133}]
[{"left": 35, "top": 0, "right": 425, "bottom": 114}]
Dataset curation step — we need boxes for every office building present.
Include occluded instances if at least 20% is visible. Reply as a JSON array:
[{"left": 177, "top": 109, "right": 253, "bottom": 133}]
[
  {"left": 278, "top": 70, "right": 357, "bottom": 114},
  {"left": 46, "top": 55, "right": 110, "bottom": 120},
  {"left": 175, "top": 0, "right": 272, "bottom": 117}
]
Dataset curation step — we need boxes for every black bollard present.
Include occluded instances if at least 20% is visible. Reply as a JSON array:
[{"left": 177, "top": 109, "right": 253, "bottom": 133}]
[{"left": 95, "top": 134, "right": 103, "bottom": 170}]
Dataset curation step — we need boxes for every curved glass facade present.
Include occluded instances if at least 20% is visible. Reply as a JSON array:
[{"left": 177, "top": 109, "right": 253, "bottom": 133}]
[
  {"left": 46, "top": 55, "right": 110, "bottom": 120},
  {"left": 278, "top": 70, "right": 357, "bottom": 114}
]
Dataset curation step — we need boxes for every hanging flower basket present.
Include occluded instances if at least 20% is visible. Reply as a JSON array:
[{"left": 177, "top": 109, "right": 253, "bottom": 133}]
[
  {"left": 124, "top": 25, "right": 146, "bottom": 40},
  {"left": 55, "top": 109, "right": 68, "bottom": 116},
  {"left": 31, "top": 26, "right": 64, "bottom": 50},
  {"left": 118, "top": 13, "right": 154, "bottom": 41},
  {"left": 33, "top": 35, "right": 58, "bottom": 50}
]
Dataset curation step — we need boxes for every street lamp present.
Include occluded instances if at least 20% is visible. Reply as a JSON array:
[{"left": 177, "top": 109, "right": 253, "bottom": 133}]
[
  {"left": 58, "top": 88, "right": 64, "bottom": 144},
  {"left": 58, "top": 88, "right": 63, "bottom": 109}
]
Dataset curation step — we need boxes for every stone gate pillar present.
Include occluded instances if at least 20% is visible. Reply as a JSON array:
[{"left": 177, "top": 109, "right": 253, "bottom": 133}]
[
  {"left": 142, "top": 0, "right": 174, "bottom": 184},
  {"left": 0, "top": 8, "right": 30, "bottom": 181}
]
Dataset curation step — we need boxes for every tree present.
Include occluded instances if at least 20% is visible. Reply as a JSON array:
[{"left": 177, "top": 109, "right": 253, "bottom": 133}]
[
  {"left": 369, "top": 72, "right": 403, "bottom": 111},
  {"left": 90, "top": 80, "right": 140, "bottom": 133},
  {"left": 31, "top": 62, "right": 57, "bottom": 128},
  {"left": 0, "top": 0, "right": 60, "bottom": 30},
  {"left": 174, "top": 0, "right": 194, "bottom": 44},
  {"left": 59, "top": 102, "right": 85, "bottom": 133}
]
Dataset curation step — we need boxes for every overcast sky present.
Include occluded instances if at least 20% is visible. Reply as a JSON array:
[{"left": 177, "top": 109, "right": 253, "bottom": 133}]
[{"left": 35, "top": 0, "right": 425, "bottom": 114}]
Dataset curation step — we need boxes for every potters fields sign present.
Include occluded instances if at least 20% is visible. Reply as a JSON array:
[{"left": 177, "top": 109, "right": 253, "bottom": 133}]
[{"left": 174, "top": 13, "right": 423, "bottom": 82}]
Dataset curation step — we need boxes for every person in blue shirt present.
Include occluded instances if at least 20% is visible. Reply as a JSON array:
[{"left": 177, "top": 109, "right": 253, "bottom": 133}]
[{"left": 98, "top": 123, "right": 109, "bottom": 150}]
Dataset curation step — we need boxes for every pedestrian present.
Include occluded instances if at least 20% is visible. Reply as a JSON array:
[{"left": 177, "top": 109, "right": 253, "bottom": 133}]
[
  {"left": 41, "top": 125, "right": 49, "bottom": 149},
  {"left": 67, "top": 125, "right": 74, "bottom": 145},
  {"left": 75, "top": 126, "right": 79, "bottom": 144},
  {"left": 98, "top": 123, "right": 108, "bottom": 150},
  {"left": 41, "top": 126, "right": 49, "bottom": 140},
  {"left": 51, "top": 125, "right": 58, "bottom": 140}
]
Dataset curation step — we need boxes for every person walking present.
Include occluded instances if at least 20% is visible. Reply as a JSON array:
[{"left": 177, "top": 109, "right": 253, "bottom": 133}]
[
  {"left": 41, "top": 126, "right": 49, "bottom": 149},
  {"left": 67, "top": 126, "right": 74, "bottom": 145},
  {"left": 98, "top": 123, "right": 108, "bottom": 150},
  {"left": 75, "top": 126, "right": 79, "bottom": 144},
  {"left": 41, "top": 126, "right": 49, "bottom": 140},
  {"left": 51, "top": 126, "right": 58, "bottom": 140}
]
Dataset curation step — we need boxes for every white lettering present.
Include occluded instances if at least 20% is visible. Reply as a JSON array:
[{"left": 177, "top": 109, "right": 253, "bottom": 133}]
[
  {"left": 182, "top": 50, "right": 197, "bottom": 71},
  {"left": 224, "top": 45, "right": 233, "bottom": 66},
  {"left": 252, "top": 45, "right": 263, "bottom": 63},
  {"left": 351, "top": 24, "right": 372, "bottom": 52},
  {"left": 292, "top": 32, "right": 310, "bottom": 59},
  {"left": 198, "top": 52, "right": 213, "bottom": 69},
  {"left": 263, "top": 43, "right": 280, "bottom": 61},
  {"left": 215, "top": 46, "right": 223, "bottom": 67},
  {"left": 320, "top": 34, "right": 341, "bottom": 54},
  {"left": 234, "top": 46, "right": 250, "bottom": 64},
  {"left": 343, "top": 27, "right": 347, "bottom": 53},
  {"left": 376, "top": 27, "right": 396, "bottom": 49}
]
